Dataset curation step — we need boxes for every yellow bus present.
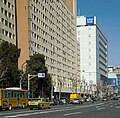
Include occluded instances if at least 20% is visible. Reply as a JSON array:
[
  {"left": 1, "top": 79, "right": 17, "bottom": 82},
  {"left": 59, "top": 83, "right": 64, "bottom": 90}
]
[{"left": 0, "top": 87, "right": 28, "bottom": 110}]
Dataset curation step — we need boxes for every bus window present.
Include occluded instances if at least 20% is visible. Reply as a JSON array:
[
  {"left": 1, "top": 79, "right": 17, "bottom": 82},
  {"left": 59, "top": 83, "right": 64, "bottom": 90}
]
[
  {"left": 25, "top": 92, "right": 28, "bottom": 98},
  {"left": 8, "top": 91, "right": 11, "bottom": 97},
  {"left": 2, "top": 90, "right": 7, "bottom": 98},
  {"left": 11, "top": 91, "right": 14, "bottom": 98},
  {"left": 20, "top": 92, "right": 24, "bottom": 98},
  {"left": 16, "top": 91, "right": 19, "bottom": 98},
  {"left": 14, "top": 91, "right": 17, "bottom": 98}
]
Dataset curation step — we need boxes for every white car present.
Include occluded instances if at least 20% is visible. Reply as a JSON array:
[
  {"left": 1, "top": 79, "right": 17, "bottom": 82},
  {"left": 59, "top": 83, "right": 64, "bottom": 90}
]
[{"left": 72, "top": 99, "right": 80, "bottom": 104}]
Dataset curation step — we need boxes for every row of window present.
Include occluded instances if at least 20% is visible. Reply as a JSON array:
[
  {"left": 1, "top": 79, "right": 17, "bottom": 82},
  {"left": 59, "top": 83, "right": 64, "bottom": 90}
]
[
  {"left": 2, "top": 90, "right": 27, "bottom": 98},
  {"left": 31, "top": 30, "right": 75, "bottom": 54},
  {"left": 1, "top": 0, "right": 14, "bottom": 10},
  {"left": 1, "top": 7, "right": 15, "bottom": 20},
  {"left": 1, "top": 18, "right": 15, "bottom": 29},
  {"left": 32, "top": 13, "right": 74, "bottom": 38},
  {"left": 1, "top": 28, "right": 15, "bottom": 39}
]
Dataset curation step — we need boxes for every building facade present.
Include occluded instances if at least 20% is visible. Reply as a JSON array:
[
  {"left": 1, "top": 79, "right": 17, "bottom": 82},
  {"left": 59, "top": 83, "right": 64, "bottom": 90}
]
[
  {"left": 0, "top": 0, "right": 16, "bottom": 44},
  {"left": 108, "top": 66, "right": 118, "bottom": 94},
  {"left": 0, "top": 0, "right": 80, "bottom": 98},
  {"left": 77, "top": 16, "right": 108, "bottom": 97}
]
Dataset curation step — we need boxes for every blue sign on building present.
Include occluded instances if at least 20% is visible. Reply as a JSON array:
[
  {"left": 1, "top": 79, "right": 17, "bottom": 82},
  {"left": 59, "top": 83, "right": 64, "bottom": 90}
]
[
  {"left": 108, "top": 78, "right": 118, "bottom": 91},
  {"left": 86, "top": 17, "right": 94, "bottom": 25}
]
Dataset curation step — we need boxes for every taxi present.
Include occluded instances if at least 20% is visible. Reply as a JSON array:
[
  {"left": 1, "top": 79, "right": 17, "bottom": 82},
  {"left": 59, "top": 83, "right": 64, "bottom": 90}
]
[{"left": 29, "top": 98, "right": 50, "bottom": 110}]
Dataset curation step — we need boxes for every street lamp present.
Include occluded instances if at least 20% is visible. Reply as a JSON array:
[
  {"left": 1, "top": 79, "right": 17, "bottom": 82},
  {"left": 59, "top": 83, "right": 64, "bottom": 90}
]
[
  {"left": 27, "top": 73, "right": 45, "bottom": 98},
  {"left": 20, "top": 60, "right": 29, "bottom": 89}
]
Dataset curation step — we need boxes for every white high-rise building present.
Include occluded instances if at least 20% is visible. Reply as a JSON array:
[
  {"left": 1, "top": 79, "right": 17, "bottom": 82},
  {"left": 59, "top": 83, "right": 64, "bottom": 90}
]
[{"left": 77, "top": 16, "right": 108, "bottom": 96}]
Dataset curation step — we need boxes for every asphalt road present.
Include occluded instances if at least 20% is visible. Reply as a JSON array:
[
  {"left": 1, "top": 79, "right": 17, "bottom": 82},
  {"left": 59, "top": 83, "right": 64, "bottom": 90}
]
[{"left": 0, "top": 100, "right": 120, "bottom": 118}]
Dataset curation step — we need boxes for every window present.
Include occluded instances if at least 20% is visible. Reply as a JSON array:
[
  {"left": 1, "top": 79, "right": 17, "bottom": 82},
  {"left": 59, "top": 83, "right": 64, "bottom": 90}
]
[
  {"left": 8, "top": 2, "right": 11, "bottom": 8},
  {"left": 9, "top": 22, "right": 12, "bottom": 28},
  {"left": 5, "top": 10, "right": 7, "bottom": 16},
  {"left": 8, "top": 91, "right": 11, "bottom": 97},
  {"left": 4, "top": 0, "right": 7, "bottom": 5},
  {"left": 8, "top": 12, "right": 11, "bottom": 18},
  {"left": 5, "top": 20, "right": 8, "bottom": 26},
  {"left": 20, "top": 92, "right": 24, "bottom": 98},
  {"left": 1, "top": 18, "right": 4, "bottom": 24},
  {"left": 2, "top": 29, "right": 4, "bottom": 35},
  {"left": 12, "top": 24, "right": 14, "bottom": 29},
  {"left": 12, "top": 5, "right": 14, "bottom": 10},
  {"left": 9, "top": 32, "right": 12, "bottom": 38},
  {"left": 13, "top": 34, "right": 15, "bottom": 39},
  {"left": 12, "top": 15, "right": 14, "bottom": 20},
  {"left": 5, "top": 31, "right": 8, "bottom": 36},
  {"left": 2, "top": 90, "right": 7, "bottom": 98},
  {"left": 1, "top": 7, "right": 4, "bottom": 13}
]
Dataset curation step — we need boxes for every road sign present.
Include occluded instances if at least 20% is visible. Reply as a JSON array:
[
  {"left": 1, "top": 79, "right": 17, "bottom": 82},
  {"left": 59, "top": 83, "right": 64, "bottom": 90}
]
[
  {"left": 28, "top": 90, "right": 30, "bottom": 94},
  {"left": 38, "top": 73, "right": 45, "bottom": 78}
]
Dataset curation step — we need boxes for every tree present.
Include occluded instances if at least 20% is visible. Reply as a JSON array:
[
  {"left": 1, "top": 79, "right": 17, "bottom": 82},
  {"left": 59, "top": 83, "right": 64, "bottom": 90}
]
[
  {"left": 0, "top": 41, "right": 21, "bottom": 87},
  {"left": 23, "top": 54, "right": 52, "bottom": 98}
]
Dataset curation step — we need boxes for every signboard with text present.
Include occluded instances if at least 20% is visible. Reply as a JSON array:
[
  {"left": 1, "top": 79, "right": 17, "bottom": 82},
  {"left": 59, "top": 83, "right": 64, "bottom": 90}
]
[
  {"left": 38, "top": 73, "right": 45, "bottom": 78},
  {"left": 86, "top": 17, "right": 94, "bottom": 25}
]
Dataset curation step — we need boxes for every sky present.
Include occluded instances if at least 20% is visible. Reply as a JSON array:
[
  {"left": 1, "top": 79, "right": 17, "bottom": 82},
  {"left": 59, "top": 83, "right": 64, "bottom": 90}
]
[{"left": 77, "top": 0, "right": 120, "bottom": 67}]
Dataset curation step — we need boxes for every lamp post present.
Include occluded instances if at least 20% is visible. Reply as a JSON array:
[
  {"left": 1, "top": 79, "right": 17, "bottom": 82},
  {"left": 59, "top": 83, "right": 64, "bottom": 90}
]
[
  {"left": 20, "top": 60, "right": 29, "bottom": 89},
  {"left": 28, "top": 73, "right": 45, "bottom": 98},
  {"left": 27, "top": 74, "right": 39, "bottom": 98}
]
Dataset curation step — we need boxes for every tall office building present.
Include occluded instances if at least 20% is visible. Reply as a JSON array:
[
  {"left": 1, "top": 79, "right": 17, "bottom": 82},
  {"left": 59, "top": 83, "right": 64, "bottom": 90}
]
[
  {"left": 0, "top": 0, "right": 80, "bottom": 97},
  {"left": 77, "top": 16, "right": 108, "bottom": 96},
  {"left": 0, "top": 0, "right": 16, "bottom": 45}
]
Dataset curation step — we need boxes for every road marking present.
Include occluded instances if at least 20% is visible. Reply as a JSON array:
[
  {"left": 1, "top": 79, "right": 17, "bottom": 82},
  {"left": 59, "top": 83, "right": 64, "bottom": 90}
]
[
  {"left": 96, "top": 106, "right": 100, "bottom": 108},
  {"left": 64, "top": 112, "right": 82, "bottom": 116},
  {"left": 4, "top": 107, "right": 78, "bottom": 118},
  {"left": 0, "top": 107, "right": 64, "bottom": 116},
  {"left": 3, "top": 103, "right": 105, "bottom": 118},
  {"left": 96, "top": 107, "right": 105, "bottom": 111},
  {"left": 116, "top": 106, "right": 120, "bottom": 109}
]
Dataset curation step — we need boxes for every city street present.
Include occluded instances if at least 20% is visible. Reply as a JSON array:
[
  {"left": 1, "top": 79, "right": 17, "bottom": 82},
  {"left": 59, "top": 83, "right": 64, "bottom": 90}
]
[{"left": 0, "top": 100, "right": 120, "bottom": 118}]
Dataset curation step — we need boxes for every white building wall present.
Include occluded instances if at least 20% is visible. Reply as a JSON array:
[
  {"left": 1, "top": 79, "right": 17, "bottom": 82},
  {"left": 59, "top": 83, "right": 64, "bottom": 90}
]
[{"left": 77, "top": 16, "right": 108, "bottom": 94}]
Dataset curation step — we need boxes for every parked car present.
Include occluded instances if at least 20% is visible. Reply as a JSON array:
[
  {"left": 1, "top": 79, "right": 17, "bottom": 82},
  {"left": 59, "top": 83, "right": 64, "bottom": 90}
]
[
  {"left": 102, "top": 96, "right": 108, "bottom": 101},
  {"left": 50, "top": 99, "right": 59, "bottom": 106},
  {"left": 60, "top": 97, "right": 69, "bottom": 104},
  {"left": 72, "top": 99, "right": 80, "bottom": 104}
]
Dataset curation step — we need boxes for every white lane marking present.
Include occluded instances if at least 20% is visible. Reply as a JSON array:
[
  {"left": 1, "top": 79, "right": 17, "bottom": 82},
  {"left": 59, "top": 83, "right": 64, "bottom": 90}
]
[
  {"left": 4, "top": 107, "right": 78, "bottom": 118},
  {"left": 1, "top": 103, "right": 104, "bottom": 116},
  {"left": 0, "top": 107, "right": 64, "bottom": 116},
  {"left": 64, "top": 112, "right": 82, "bottom": 116},
  {"left": 96, "top": 106, "right": 100, "bottom": 108},
  {"left": 3, "top": 103, "right": 105, "bottom": 118},
  {"left": 97, "top": 108, "right": 105, "bottom": 111},
  {"left": 116, "top": 106, "right": 120, "bottom": 109}
]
